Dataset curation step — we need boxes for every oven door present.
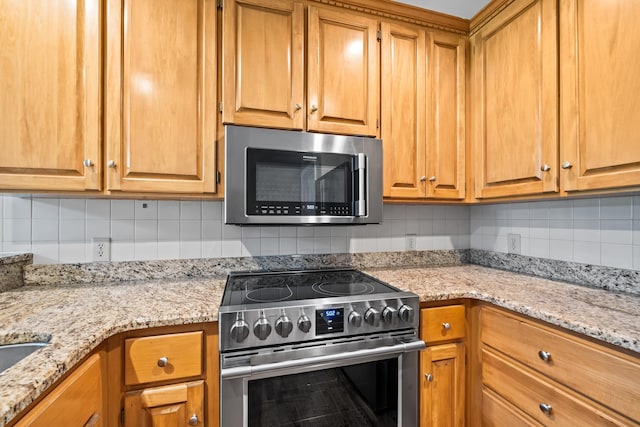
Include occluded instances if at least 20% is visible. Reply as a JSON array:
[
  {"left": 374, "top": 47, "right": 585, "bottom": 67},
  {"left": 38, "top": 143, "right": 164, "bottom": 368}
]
[{"left": 220, "top": 335, "right": 424, "bottom": 427}]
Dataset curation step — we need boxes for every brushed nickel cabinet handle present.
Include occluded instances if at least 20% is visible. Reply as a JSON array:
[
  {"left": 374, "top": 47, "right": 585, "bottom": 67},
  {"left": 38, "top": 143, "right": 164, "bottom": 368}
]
[
  {"left": 541, "top": 164, "right": 551, "bottom": 172},
  {"left": 83, "top": 159, "right": 94, "bottom": 167},
  {"left": 561, "top": 161, "right": 573, "bottom": 169},
  {"left": 295, "top": 103, "right": 302, "bottom": 111},
  {"left": 425, "top": 373, "right": 433, "bottom": 382},
  {"left": 157, "top": 356, "right": 169, "bottom": 367},
  {"left": 538, "top": 350, "right": 552, "bottom": 362},
  {"left": 310, "top": 105, "right": 318, "bottom": 113},
  {"left": 442, "top": 322, "right": 451, "bottom": 330},
  {"left": 539, "top": 403, "right": 553, "bottom": 415},
  {"left": 189, "top": 414, "right": 199, "bottom": 425},
  {"left": 107, "top": 160, "right": 117, "bottom": 168},
  {"left": 429, "top": 176, "right": 436, "bottom": 182}
]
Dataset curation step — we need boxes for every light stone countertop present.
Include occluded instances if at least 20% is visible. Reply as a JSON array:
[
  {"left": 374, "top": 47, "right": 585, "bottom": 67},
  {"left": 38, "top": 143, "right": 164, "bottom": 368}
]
[{"left": 1, "top": 265, "right": 639, "bottom": 426}]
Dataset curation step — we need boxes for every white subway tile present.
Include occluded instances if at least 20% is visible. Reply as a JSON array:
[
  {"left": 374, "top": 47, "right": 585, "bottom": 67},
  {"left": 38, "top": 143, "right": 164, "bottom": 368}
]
[
  {"left": 432, "top": 206, "right": 447, "bottom": 220},
  {"left": 549, "top": 239, "right": 573, "bottom": 262},
  {"left": 202, "top": 201, "right": 222, "bottom": 220},
  {"left": 241, "top": 227, "right": 261, "bottom": 238},
  {"left": 406, "top": 205, "right": 420, "bottom": 219},
  {"left": 241, "top": 238, "right": 261, "bottom": 256},
  {"left": 573, "top": 241, "right": 601, "bottom": 265},
  {"left": 634, "top": 220, "right": 640, "bottom": 245},
  {"left": 135, "top": 241, "right": 158, "bottom": 261},
  {"left": 314, "top": 237, "right": 331, "bottom": 254},
  {"left": 296, "top": 226, "right": 314, "bottom": 238},
  {"left": 549, "top": 219, "right": 573, "bottom": 241},
  {"left": 573, "top": 199, "right": 599, "bottom": 220},
  {"left": 296, "top": 237, "right": 314, "bottom": 254},
  {"left": 494, "top": 235, "right": 508, "bottom": 253},
  {"left": 601, "top": 243, "right": 633, "bottom": 269},
  {"left": 376, "top": 236, "right": 392, "bottom": 252},
  {"left": 417, "top": 234, "right": 434, "bottom": 250},
  {"left": 495, "top": 219, "right": 509, "bottom": 237},
  {"left": 549, "top": 199, "right": 572, "bottom": 220},
  {"left": 221, "top": 240, "right": 242, "bottom": 257},
  {"left": 135, "top": 220, "right": 158, "bottom": 242},
  {"left": 458, "top": 219, "right": 470, "bottom": 235},
  {"left": 573, "top": 220, "right": 599, "bottom": 242},
  {"left": 32, "top": 219, "right": 58, "bottom": 241},
  {"left": 470, "top": 233, "right": 482, "bottom": 249},
  {"left": 3, "top": 196, "right": 31, "bottom": 219},
  {"left": 32, "top": 242, "right": 59, "bottom": 264},
  {"left": 111, "top": 241, "right": 134, "bottom": 261},
  {"left": 511, "top": 203, "right": 530, "bottom": 220},
  {"left": 202, "top": 220, "right": 222, "bottom": 240},
  {"left": 3, "top": 242, "right": 31, "bottom": 253},
  {"left": 261, "top": 227, "right": 280, "bottom": 239},
  {"left": 314, "top": 227, "right": 331, "bottom": 237},
  {"left": 180, "top": 241, "right": 202, "bottom": 259},
  {"left": 222, "top": 224, "right": 241, "bottom": 240},
  {"left": 60, "top": 199, "right": 86, "bottom": 220},
  {"left": 60, "top": 220, "right": 86, "bottom": 242},
  {"left": 180, "top": 220, "right": 202, "bottom": 241},
  {"left": 529, "top": 201, "right": 550, "bottom": 220},
  {"left": 634, "top": 245, "right": 640, "bottom": 270},
  {"left": 529, "top": 238, "right": 549, "bottom": 258},
  {"left": 158, "top": 201, "right": 180, "bottom": 220},
  {"left": 419, "top": 219, "right": 433, "bottom": 236},
  {"left": 510, "top": 219, "right": 530, "bottom": 238},
  {"left": 600, "top": 220, "right": 632, "bottom": 244},
  {"left": 5, "top": 219, "right": 31, "bottom": 241},
  {"left": 457, "top": 234, "right": 470, "bottom": 249},
  {"left": 419, "top": 205, "right": 434, "bottom": 220},
  {"left": 180, "top": 201, "right": 202, "bottom": 220},
  {"left": 134, "top": 200, "right": 158, "bottom": 220},
  {"left": 59, "top": 242, "right": 86, "bottom": 263},
  {"left": 111, "top": 220, "right": 134, "bottom": 241},
  {"left": 86, "top": 220, "right": 110, "bottom": 240},
  {"left": 86, "top": 199, "right": 110, "bottom": 220},
  {"left": 111, "top": 200, "right": 134, "bottom": 220},
  {"left": 391, "top": 235, "right": 404, "bottom": 251},
  {"left": 32, "top": 198, "right": 59, "bottom": 219},
  {"left": 458, "top": 206, "right": 471, "bottom": 220},
  {"left": 279, "top": 226, "right": 297, "bottom": 237},
  {"left": 331, "top": 236, "right": 348, "bottom": 253},
  {"left": 158, "top": 220, "right": 180, "bottom": 242},
  {"left": 389, "top": 204, "right": 407, "bottom": 220},
  {"left": 261, "top": 237, "right": 279, "bottom": 255},
  {"left": 601, "top": 196, "right": 632, "bottom": 219},
  {"left": 391, "top": 219, "right": 406, "bottom": 237},
  {"left": 529, "top": 219, "right": 550, "bottom": 240},
  {"left": 158, "top": 241, "right": 180, "bottom": 260},
  {"left": 202, "top": 241, "right": 223, "bottom": 258},
  {"left": 279, "top": 237, "right": 297, "bottom": 255},
  {"left": 634, "top": 196, "right": 640, "bottom": 220}
]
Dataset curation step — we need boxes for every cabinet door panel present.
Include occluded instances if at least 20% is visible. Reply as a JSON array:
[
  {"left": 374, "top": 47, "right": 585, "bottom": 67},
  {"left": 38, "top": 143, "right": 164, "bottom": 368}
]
[
  {"left": 106, "top": 0, "right": 217, "bottom": 194},
  {"left": 472, "top": 0, "right": 558, "bottom": 199},
  {"left": 308, "top": 6, "right": 379, "bottom": 137},
  {"left": 223, "top": 0, "right": 304, "bottom": 129},
  {"left": 381, "top": 22, "right": 426, "bottom": 198},
  {"left": 420, "top": 343, "right": 465, "bottom": 427},
  {"left": 0, "top": 0, "right": 101, "bottom": 191},
  {"left": 427, "top": 31, "right": 465, "bottom": 200},
  {"left": 124, "top": 380, "right": 204, "bottom": 427},
  {"left": 560, "top": 0, "right": 640, "bottom": 191}
]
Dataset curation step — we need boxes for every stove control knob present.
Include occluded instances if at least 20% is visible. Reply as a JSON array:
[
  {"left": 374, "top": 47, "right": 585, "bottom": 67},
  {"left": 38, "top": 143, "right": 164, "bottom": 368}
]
[
  {"left": 230, "top": 319, "right": 250, "bottom": 343},
  {"left": 297, "top": 314, "right": 312, "bottom": 333},
  {"left": 253, "top": 316, "right": 272, "bottom": 340},
  {"left": 399, "top": 305, "right": 415, "bottom": 323},
  {"left": 275, "top": 314, "right": 294, "bottom": 337},
  {"left": 382, "top": 306, "right": 398, "bottom": 324},
  {"left": 364, "top": 307, "right": 381, "bottom": 327},
  {"left": 348, "top": 311, "right": 363, "bottom": 327}
]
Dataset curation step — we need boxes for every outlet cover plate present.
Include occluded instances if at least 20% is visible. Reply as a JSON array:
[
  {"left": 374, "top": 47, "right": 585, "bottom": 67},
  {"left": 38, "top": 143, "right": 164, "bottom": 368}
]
[
  {"left": 508, "top": 233, "right": 521, "bottom": 254},
  {"left": 92, "top": 237, "right": 111, "bottom": 262}
]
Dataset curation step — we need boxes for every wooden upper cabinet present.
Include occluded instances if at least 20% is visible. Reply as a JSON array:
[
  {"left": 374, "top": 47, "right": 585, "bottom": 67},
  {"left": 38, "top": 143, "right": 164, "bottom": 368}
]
[
  {"left": 105, "top": 0, "right": 217, "bottom": 194},
  {"left": 223, "top": 0, "right": 304, "bottom": 130},
  {"left": 307, "top": 6, "right": 379, "bottom": 137},
  {"left": 381, "top": 23, "right": 465, "bottom": 200},
  {"left": 426, "top": 31, "right": 466, "bottom": 200},
  {"left": 560, "top": 0, "right": 640, "bottom": 193},
  {"left": 471, "top": 0, "right": 558, "bottom": 199},
  {"left": 0, "top": 0, "right": 101, "bottom": 191},
  {"left": 381, "top": 22, "right": 427, "bottom": 198}
]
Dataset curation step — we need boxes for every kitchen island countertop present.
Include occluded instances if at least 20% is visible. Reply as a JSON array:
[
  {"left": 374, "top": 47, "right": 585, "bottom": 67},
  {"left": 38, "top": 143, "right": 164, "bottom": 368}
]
[{"left": 1, "top": 264, "right": 639, "bottom": 426}]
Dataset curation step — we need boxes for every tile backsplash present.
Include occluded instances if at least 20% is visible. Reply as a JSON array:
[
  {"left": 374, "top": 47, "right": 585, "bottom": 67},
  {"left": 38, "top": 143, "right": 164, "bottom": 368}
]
[
  {"left": 2, "top": 194, "right": 639, "bottom": 271},
  {"left": 0, "top": 196, "right": 470, "bottom": 264}
]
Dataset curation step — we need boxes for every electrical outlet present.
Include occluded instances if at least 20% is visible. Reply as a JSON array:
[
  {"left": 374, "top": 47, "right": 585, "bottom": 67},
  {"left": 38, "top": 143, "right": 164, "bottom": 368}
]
[
  {"left": 508, "top": 233, "right": 521, "bottom": 254},
  {"left": 405, "top": 234, "right": 417, "bottom": 251},
  {"left": 92, "top": 238, "right": 111, "bottom": 262}
]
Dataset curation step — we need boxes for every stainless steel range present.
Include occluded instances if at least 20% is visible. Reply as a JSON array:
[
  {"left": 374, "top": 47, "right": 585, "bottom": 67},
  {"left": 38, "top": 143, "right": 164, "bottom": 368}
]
[{"left": 218, "top": 268, "right": 425, "bottom": 427}]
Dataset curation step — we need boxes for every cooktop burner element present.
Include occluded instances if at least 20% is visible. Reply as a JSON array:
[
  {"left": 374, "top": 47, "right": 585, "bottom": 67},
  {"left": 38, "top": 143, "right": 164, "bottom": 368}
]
[{"left": 219, "top": 268, "right": 421, "bottom": 352}]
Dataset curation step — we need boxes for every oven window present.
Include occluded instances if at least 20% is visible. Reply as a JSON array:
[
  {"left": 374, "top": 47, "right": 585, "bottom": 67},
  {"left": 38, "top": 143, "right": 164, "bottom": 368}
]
[{"left": 248, "top": 359, "right": 398, "bottom": 426}]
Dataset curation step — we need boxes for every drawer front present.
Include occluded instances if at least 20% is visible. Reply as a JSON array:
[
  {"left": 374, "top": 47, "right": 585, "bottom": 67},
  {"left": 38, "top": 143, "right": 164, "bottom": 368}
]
[
  {"left": 482, "top": 348, "right": 629, "bottom": 427},
  {"left": 125, "top": 331, "right": 203, "bottom": 386},
  {"left": 420, "top": 305, "right": 465, "bottom": 343},
  {"left": 482, "top": 388, "right": 543, "bottom": 427},
  {"left": 482, "top": 307, "right": 640, "bottom": 422}
]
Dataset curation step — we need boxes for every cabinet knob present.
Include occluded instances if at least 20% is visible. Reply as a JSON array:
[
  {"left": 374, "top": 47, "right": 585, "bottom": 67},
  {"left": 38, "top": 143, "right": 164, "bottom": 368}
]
[
  {"left": 425, "top": 373, "right": 433, "bottom": 382},
  {"left": 538, "top": 350, "right": 552, "bottom": 362},
  {"left": 420, "top": 176, "right": 427, "bottom": 182},
  {"left": 83, "top": 159, "right": 94, "bottom": 167},
  {"left": 295, "top": 103, "right": 302, "bottom": 111},
  {"left": 107, "top": 160, "right": 117, "bottom": 168},
  {"left": 188, "top": 414, "right": 199, "bottom": 426},
  {"left": 442, "top": 322, "right": 451, "bottom": 331},
  {"left": 561, "top": 161, "right": 573, "bottom": 169},
  {"left": 157, "top": 356, "right": 169, "bottom": 367},
  {"left": 429, "top": 176, "right": 436, "bottom": 182},
  {"left": 310, "top": 105, "right": 318, "bottom": 113},
  {"left": 539, "top": 403, "right": 553, "bottom": 415},
  {"left": 540, "top": 164, "right": 551, "bottom": 172}
]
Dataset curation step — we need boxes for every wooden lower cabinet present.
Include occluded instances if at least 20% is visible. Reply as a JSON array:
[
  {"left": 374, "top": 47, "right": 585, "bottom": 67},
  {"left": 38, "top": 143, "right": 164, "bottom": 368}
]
[
  {"left": 420, "top": 343, "right": 465, "bottom": 427},
  {"left": 14, "top": 353, "right": 104, "bottom": 427},
  {"left": 124, "top": 380, "right": 204, "bottom": 427},
  {"left": 478, "top": 306, "right": 640, "bottom": 426}
]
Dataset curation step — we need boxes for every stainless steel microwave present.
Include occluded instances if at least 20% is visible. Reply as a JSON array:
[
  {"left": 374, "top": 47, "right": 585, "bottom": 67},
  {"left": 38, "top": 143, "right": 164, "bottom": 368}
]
[{"left": 224, "top": 125, "right": 383, "bottom": 225}]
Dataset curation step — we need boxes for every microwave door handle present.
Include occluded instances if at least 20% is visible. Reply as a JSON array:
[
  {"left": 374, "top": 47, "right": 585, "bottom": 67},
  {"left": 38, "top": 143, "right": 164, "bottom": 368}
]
[{"left": 354, "top": 153, "right": 367, "bottom": 217}]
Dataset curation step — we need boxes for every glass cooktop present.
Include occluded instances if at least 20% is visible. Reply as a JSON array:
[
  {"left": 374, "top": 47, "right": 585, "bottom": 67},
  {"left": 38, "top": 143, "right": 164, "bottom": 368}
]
[{"left": 221, "top": 269, "right": 400, "bottom": 306}]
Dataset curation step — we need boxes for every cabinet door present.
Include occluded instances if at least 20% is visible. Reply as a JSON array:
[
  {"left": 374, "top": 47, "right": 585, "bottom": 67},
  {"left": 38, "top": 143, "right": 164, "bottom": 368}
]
[
  {"left": 0, "top": 0, "right": 101, "bottom": 191},
  {"left": 105, "top": 0, "right": 217, "bottom": 194},
  {"left": 560, "top": 0, "right": 640, "bottom": 192},
  {"left": 308, "top": 6, "right": 379, "bottom": 137},
  {"left": 426, "top": 31, "right": 466, "bottom": 200},
  {"left": 124, "top": 380, "right": 204, "bottom": 427},
  {"left": 380, "top": 22, "right": 427, "bottom": 198},
  {"left": 471, "top": 0, "right": 558, "bottom": 199},
  {"left": 15, "top": 354, "right": 103, "bottom": 427},
  {"left": 420, "top": 343, "right": 465, "bottom": 427},
  {"left": 222, "top": 0, "right": 304, "bottom": 130}
]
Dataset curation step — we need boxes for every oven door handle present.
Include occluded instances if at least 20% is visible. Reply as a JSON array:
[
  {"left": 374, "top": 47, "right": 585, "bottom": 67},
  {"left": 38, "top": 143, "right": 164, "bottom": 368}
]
[{"left": 221, "top": 339, "right": 426, "bottom": 379}]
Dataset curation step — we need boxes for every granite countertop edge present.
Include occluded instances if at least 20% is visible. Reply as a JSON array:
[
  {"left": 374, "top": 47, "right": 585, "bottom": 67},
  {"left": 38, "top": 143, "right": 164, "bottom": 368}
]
[{"left": 1, "top": 265, "right": 639, "bottom": 426}]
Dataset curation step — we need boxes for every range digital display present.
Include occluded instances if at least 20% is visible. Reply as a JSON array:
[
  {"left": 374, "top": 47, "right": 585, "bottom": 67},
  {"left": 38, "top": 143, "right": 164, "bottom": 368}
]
[{"left": 315, "top": 308, "right": 344, "bottom": 335}]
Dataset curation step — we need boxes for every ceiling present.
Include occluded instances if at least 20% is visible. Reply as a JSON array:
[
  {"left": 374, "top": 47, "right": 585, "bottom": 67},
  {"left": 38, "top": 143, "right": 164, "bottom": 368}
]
[{"left": 394, "top": 0, "right": 491, "bottom": 19}]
